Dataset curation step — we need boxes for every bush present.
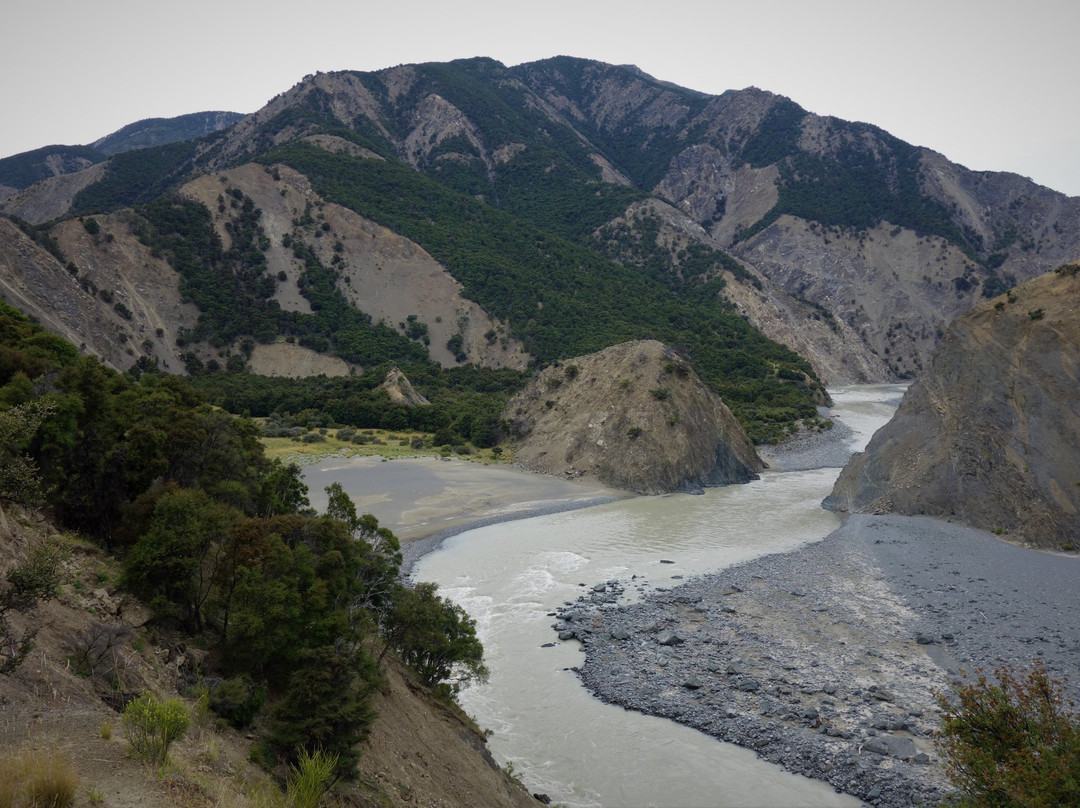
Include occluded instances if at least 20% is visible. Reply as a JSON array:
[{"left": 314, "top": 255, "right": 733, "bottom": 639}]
[
  {"left": 935, "top": 660, "right": 1080, "bottom": 807},
  {"left": 122, "top": 693, "right": 191, "bottom": 763},
  {"left": 209, "top": 674, "right": 266, "bottom": 729},
  {"left": 1, "top": 538, "right": 64, "bottom": 674}
]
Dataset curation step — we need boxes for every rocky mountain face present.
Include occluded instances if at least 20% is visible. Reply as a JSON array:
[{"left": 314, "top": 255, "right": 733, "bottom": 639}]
[
  {"left": 2, "top": 57, "right": 1079, "bottom": 387},
  {"left": 504, "top": 340, "right": 764, "bottom": 494},
  {"left": 824, "top": 264, "right": 1080, "bottom": 550},
  {"left": 510, "top": 59, "right": 1080, "bottom": 381},
  {"left": 0, "top": 215, "right": 199, "bottom": 372},
  {"left": 179, "top": 160, "right": 528, "bottom": 371}
]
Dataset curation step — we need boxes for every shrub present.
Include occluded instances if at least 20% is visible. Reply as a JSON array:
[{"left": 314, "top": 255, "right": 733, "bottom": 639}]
[
  {"left": 209, "top": 674, "right": 266, "bottom": 729},
  {"left": 122, "top": 693, "right": 191, "bottom": 763},
  {"left": 935, "top": 660, "right": 1080, "bottom": 807},
  {"left": 0, "top": 537, "right": 64, "bottom": 674},
  {"left": 65, "top": 622, "right": 130, "bottom": 680}
]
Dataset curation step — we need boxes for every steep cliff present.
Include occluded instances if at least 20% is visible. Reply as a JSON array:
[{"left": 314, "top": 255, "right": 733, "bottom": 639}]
[
  {"left": 504, "top": 340, "right": 764, "bottom": 494},
  {"left": 825, "top": 265, "right": 1080, "bottom": 549}
]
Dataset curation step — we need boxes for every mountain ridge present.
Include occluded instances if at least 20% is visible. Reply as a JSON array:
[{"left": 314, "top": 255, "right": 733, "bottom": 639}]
[{"left": 2, "top": 57, "right": 1078, "bottom": 429}]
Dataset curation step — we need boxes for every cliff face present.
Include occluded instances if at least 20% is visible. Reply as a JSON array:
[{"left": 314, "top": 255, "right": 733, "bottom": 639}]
[
  {"left": 825, "top": 265, "right": 1080, "bottom": 549},
  {"left": 504, "top": 340, "right": 764, "bottom": 494}
]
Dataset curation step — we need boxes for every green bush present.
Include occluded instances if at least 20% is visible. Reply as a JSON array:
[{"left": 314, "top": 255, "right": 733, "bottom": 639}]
[
  {"left": 935, "top": 661, "right": 1080, "bottom": 807},
  {"left": 266, "top": 646, "right": 376, "bottom": 776},
  {"left": 209, "top": 674, "right": 266, "bottom": 729},
  {"left": 122, "top": 693, "right": 191, "bottom": 763}
]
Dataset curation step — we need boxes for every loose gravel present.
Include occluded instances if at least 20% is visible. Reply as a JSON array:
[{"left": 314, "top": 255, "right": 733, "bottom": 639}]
[{"left": 553, "top": 433, "right": 1079, "bottom": 807}]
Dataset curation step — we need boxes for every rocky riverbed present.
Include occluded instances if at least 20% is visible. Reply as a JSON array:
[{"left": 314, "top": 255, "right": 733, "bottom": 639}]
[{"left": 552, "top": 427, "right": 1080, "bottom": 807}]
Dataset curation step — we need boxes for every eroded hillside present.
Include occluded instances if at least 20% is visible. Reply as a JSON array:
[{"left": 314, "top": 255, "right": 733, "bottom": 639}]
[
  {"left": 504, "top": 340, "right": 765, "bottom": 494},
  {"left": 825, "top": 264, "right": 1080, "bottom": 549}
]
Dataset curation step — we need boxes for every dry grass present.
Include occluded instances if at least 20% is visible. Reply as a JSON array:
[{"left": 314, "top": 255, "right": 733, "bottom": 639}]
[{"left": 0, "top": 752, "right": 78, "bottom": 808}]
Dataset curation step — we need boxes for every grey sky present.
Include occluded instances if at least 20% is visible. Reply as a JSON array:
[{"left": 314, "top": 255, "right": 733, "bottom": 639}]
[{"left": 3, "top": 0, "right": 1077, "bottom": 196}]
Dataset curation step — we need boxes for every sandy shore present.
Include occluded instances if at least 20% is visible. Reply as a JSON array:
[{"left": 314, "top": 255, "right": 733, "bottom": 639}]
[{"left": 300, "top": 455, "right": 628, "bottom": 573}]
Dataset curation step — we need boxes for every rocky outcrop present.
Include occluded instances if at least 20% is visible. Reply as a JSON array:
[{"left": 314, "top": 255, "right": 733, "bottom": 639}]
[
  {"left": 379, "top": 367, "right": 430, "bottom": 407},
  {"left": 503, "top": 340, "right": 764, "bottom": 494},
  {"left": 825, "top": 265, "right": 1080, "bottom": 549}
]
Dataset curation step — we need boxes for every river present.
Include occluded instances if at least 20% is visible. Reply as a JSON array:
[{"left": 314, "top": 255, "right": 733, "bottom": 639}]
[{"left": 410, "top": 386, "right": 904, "bottom": 807}]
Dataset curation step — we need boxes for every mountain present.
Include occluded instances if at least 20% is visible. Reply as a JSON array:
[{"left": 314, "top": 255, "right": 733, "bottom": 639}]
[
  {"left": 824, "top": 264, "right": 1080, "bottom": 550},
  {"left": 2, "top": 56, "right": 1079, "bottom": 440},
  {"left": 91, "top": 111, "right": 245, "bottom": 156},
  {"left": 0, "top": 111, "right": 242, "bottom": 222}
]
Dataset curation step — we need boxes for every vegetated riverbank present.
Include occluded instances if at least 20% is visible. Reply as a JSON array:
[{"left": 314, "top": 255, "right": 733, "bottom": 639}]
[{"left": 554, "top": 429, "right": 1080, "bottom": 808}]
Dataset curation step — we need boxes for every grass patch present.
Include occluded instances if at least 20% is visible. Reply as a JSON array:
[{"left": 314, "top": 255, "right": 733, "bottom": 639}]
[
  {"left": 0, "top": 752, "right": 79, "bottom": 808},
  {"left": 260, "top": 428, "right": 510, "bottom": 466}
]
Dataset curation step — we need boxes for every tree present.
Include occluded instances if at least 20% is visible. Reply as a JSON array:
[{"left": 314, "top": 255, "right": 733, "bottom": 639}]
[
  {"left": 0, "top": 399, "right": 55, "bottom": 507},
  {"left": 324, "top": 482, "right": 360, "bottom": 531},
  {"left": 256, "top": 459, "right": 310, "bottom": 517},
  {"left": 323, "top": 484, "right": 401, "bottom": 616},
  {"left": 266, "top": 645, "right": 377, "bottom": 775},
  {"left": 381, "top": 581, "right": 488, "bottom": 696},
  {"left": 935, "top": 660, "right": 1080, "bottom": 807},
  {"left": 123, "top": 489, "right": 239, "bottom": 631}
]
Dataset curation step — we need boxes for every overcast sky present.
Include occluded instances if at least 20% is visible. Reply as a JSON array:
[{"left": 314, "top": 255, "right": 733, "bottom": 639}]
[{"left": 4, "top": 0, "right": 1078, "bottom": 196}]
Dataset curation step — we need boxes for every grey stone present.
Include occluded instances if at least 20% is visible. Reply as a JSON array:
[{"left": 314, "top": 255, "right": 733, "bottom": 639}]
[{"left": 657, "top": 631, "right": 684, "bottom": 646}]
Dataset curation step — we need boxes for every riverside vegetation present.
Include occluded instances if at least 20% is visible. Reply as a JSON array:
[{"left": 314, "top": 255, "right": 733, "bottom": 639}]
[{"left": 0, "top": 300, "right": 500, "bottom": 802}]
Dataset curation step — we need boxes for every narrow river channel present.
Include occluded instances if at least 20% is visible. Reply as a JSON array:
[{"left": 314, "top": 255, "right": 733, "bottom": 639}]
[{"left": 410, "top": 387, "right": 903, "bottom": 807}]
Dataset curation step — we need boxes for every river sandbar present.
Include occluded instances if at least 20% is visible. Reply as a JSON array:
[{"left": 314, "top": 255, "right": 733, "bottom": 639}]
[{"left": 302, "top": 455, "right": 627, "bottom": 547}]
